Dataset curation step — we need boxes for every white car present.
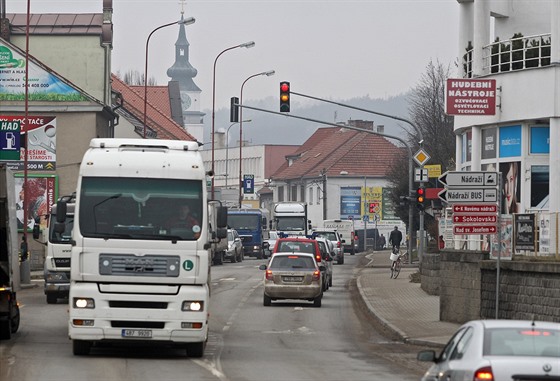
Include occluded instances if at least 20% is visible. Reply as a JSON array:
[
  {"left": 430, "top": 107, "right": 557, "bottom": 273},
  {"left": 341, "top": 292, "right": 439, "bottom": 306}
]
[
  {"left": 313, "top": 230, "right": 344, "bottom": 264},
  {"left": 264, "top": 231, "right": 279, "bottom": 257},
  {"left": 418, "top": 319, "right": 560, "bottom": 381}
]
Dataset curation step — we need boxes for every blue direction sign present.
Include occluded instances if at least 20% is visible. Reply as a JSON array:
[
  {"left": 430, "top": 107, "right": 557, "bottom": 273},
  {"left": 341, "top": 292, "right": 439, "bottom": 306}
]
[
  {"left": 0, "top": 120, "right": 21, "bottom": 161},
  {"left": 243, "top": 174, "right": 254, "bottom": 194}
]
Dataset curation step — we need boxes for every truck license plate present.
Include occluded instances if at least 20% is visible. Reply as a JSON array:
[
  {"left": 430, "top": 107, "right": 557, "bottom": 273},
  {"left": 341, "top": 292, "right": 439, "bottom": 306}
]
[{"left": 122, "top": 329, "right": 152, "bottom": 338}]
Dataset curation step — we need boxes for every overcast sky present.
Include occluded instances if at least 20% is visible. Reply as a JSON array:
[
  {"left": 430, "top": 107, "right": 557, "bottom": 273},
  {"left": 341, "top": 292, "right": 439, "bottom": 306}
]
[{"left": 6, "top": 0, "right": 459, "bottom": 112}]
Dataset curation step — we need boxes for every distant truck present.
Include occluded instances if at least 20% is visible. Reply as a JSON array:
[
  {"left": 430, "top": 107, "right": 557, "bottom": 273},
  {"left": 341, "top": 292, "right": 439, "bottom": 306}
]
[
  {"left": 0, "top": 164, "right": 21, "bottom": 340},
  {"left": 321, "top": 219, "right": 358, "bottom": 255},
  {"left": 273, "top": 202, "right": 311, "bottom": 237},
  {"left": 33, "top": 194, "right": 75, "bottom": 304},
  {"left": 227, "top": 208, "right": 270, "bottom": 259}
]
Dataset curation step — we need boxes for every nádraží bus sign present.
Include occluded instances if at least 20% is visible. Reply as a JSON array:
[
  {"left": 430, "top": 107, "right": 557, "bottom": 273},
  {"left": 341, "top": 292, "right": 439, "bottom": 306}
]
[{"left": 445, "top": 79, "right": 496, "bottom": 116}]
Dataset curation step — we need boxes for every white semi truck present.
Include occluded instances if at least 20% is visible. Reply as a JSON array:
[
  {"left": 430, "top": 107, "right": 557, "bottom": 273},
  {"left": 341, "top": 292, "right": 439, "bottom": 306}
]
[
  {"left": 273, "top": 202, "right": 311, "bottom": 236},
  {"left": 54, "top": 139, "right": 227, "bottom": 356},
  {"left": 34, "top": 195, "right": 74, "bottom": 304},
  {"left": 0, "top": 164, "right": 21, "bottom": 340}
]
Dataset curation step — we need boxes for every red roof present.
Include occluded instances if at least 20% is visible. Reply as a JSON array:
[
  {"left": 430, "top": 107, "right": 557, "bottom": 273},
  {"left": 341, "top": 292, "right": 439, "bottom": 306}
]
[
  {"left": 272, "top": 127, "right": 405, "bottom": 180},
  {"left": 111, "top": 74, "right": 194, "bottom": 141}
]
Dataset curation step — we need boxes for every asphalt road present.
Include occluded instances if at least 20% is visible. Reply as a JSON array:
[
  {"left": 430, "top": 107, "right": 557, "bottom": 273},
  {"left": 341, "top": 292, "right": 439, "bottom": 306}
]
[{"left": 1, "top": 253, "right": 428, "bottom": 381}]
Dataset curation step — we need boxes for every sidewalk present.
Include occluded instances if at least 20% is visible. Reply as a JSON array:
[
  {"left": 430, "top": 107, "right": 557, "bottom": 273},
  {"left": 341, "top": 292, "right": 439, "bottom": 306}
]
[{"left": 356, "top": 249, "right": 460, "bottom": 348}]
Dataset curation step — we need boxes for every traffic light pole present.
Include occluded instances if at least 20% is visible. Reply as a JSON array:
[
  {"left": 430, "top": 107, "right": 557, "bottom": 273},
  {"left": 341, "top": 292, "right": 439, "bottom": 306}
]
[{"left": 234, "top": 101, "right": 416, "bottom": 258}]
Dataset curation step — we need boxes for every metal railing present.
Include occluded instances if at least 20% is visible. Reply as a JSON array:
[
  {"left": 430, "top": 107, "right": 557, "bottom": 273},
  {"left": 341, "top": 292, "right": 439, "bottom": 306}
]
[{"left": 463, "top": 33, "right": 551, "bottom": 77}]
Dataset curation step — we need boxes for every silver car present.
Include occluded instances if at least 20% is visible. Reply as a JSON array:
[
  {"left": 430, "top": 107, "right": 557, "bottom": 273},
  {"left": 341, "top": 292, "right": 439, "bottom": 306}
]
[
  {"left": 224, "top": 229, "right": 243, "bottom": 263},
  {"left": 259, "top": 253, "right": 325, "bottom": 307},
  {"left": 418, "top": 319, "right": 560, "bottom": 381},
  {"left": 314, "top": 237, "right": 334, "bottom": 290}
]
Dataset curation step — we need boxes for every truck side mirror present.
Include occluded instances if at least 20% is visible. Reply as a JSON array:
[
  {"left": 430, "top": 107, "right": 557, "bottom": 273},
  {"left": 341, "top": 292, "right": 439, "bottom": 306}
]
[
  {"left": 216, "top": 227, "right": 227, "bottom": 239},
  {"left": 56, "top": 200, "right": 67, "bottom": 223},
  {"left": 32, "top": 220, "right": 41, "bottom": 240},
  {"left": 217, "top": 206, "right": 228, "bottom": 228}
]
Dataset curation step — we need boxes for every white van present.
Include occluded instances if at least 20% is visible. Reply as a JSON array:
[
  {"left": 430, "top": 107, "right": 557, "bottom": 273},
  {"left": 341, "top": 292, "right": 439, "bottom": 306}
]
[{"left": 321, "top": 219, "right": 358, "bottom": 255}]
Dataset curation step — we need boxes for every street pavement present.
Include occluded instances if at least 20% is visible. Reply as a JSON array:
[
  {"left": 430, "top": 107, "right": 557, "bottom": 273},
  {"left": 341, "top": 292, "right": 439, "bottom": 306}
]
[
  {"left": 25, "top": 249, "right": 460, "bottom": 348},
  {"left": 356, "top": 249, "right": 460, "bottom": 348}
]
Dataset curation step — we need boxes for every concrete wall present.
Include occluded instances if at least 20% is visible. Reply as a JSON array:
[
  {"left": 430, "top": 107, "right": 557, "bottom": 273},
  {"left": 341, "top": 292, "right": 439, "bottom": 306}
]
[{"left": 421, "top": 250, "right": 560, "bottom": 324}]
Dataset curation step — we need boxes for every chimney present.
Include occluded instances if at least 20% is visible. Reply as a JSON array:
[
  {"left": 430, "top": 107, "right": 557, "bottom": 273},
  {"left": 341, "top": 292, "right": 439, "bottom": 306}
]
[
  {"left": 377, "top": 125, "right": 384, "bottom": 134},
  {"left": 347, "top": 119, "right": 374, "bottom": 131}
]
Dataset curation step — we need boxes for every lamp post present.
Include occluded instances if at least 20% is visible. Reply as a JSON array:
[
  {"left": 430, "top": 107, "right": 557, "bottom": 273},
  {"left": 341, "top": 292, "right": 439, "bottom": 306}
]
[
  {"left": 211, "top": 41, "right": 255, "bottom": 199},
  {"left": 238, "top": 70, "right": 275, "bottom": 207},
  {"left": 225, "top": 119, "right": 251, "bottom": 188},
  {"left": 143, "top": 17, "right": 195, "bottom": 138}
]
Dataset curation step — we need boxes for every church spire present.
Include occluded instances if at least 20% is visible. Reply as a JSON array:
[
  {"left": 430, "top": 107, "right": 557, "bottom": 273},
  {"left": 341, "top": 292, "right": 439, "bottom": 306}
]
[{"left": 167, "top": 12, "right": 200, "bottom": 91}]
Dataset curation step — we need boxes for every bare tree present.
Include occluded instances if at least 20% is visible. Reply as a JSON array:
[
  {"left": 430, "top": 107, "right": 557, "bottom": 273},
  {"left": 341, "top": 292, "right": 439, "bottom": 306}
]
[
  {"left": 386, "top": 60, "right": 455, "bottom": 238},
  {"left": 115, "top": 70, "right": 157, "bottom": 86}
]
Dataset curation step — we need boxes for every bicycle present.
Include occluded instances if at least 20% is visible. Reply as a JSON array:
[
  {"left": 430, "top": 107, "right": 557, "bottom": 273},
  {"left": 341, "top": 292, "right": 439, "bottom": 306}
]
[{"left": 389, "top": 246, "right": 407, "bottom": 279}]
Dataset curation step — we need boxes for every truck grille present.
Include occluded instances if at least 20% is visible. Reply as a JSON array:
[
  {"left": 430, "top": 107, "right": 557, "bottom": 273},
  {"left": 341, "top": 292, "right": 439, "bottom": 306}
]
[{"left": 99, "top": 254, "right": 180, "bottom": 277}]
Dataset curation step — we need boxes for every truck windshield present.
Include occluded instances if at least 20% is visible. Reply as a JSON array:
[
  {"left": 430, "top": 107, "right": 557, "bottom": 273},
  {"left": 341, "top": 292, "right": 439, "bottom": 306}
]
[
  {"left": 79, "top": 177, "right": 203, "bottom": 241},
  {"left": 49, "top": 215, "right": 74, "bottom": 244},
  {"left": 276, "top": 217, "right": 305, "bottom": 231},
  {"left": 227, "top": 215, "right": 259, "bottom": 230}
]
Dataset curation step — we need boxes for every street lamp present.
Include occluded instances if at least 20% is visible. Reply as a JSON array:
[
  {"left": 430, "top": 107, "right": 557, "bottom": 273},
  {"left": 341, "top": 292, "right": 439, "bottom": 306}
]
[
  {"left": 238, "top": 70, "right": 275, "bottom": 207},
  {"left": 211, "top": 41, "right": 256, "bottom": 199},
  {"left": 225, "top": 119, "right": 251, "bottom": 188},
  {"left": 143, "top": 17, "right": 195, "bottom": 138}
]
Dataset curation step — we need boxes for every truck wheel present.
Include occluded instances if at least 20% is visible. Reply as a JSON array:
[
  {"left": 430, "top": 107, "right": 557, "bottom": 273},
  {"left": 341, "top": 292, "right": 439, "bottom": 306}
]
[
  {"left": 0, "top": 319, "right": 11, "bottom": 340},
  {"left": 72, "top": 340, "right": 91, "bottom": 356},
  {"left": 10, "top": 304, "right": 20, "bottom": 334},
  {"left": 46, "top": 293, "right": 58, "bottom": 304},
  {"left": 186, "top": 341, "right": 205, "bottom": 358}
]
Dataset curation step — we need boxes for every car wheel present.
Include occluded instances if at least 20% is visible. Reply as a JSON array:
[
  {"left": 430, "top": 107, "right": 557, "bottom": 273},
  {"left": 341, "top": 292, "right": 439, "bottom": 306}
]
[
  {"left": 10, "top": 304, "right": 20, "bottom": 334},
  {"left": 186, "top": 341, "right": 205, "bottom": 358},
  {"left": 329, "top": 276, "right": 333, "bottom": 287},
  {"left": 313, "top": 296, "right": 322, "bottom": 307},
  {"left": 263, "top": 294, "right": 272, "bottom": 306},
  {"left": 72, "top": 340, "right": 92, "bottom": 356},
  {"left": 231, "top": 251, "right": 237, "bottom": 263}
]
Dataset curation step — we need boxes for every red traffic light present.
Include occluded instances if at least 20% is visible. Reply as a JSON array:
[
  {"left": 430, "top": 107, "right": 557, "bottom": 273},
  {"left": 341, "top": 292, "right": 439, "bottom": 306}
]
[
  {"left": 280, "top": 81, "right": 290, "bottom": 112},
  {"left": 416, "top": 187, "right": 425, "bottom": 203}
]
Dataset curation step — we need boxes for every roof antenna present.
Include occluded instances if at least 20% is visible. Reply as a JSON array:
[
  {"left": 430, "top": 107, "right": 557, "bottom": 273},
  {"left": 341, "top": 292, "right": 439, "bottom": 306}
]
[{"left": 179, "top": 0, "right": 186, "bottom": 15}]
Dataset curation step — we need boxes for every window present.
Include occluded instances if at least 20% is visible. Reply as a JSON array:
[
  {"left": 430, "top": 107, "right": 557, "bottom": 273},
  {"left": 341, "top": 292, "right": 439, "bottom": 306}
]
[
  {"left": 317, "top": 187, "right": 321, "bottom": 204},
  {"left": 278, "top": 186, "right": 284, "bottom": 202},
  {"left": 291, "top": 186, "right": 298, "bottom": 201},
  {"left": 309, "top": 187, "right": 314, "bottom": 204},
  {"left": 300, "top": 186, "right": 305, "bottom": 202}
]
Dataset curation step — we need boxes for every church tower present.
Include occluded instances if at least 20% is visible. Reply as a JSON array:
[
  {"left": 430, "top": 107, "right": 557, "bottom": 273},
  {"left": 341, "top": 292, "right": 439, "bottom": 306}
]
[{"left": 167, "top": 11, "right": 204, "bottom": 142}]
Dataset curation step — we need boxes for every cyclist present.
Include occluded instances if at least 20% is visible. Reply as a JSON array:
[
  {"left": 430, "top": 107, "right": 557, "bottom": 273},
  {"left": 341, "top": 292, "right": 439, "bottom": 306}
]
[{"left": 388, "top": 226, "right": 402, "bottom": 254}]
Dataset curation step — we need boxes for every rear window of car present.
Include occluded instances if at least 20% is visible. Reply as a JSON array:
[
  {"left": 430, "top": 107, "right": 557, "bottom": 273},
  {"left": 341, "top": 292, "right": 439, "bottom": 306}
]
[
  {"left": 315, "top": 232, "right": 336, "bottom": 240},
  {"left": 277, "top": 241, "right": 315, "bottom": 253},
  {"left": 484, "top": 327, "right": 560, "bottom": 357},
  {"left": 269, "top": 255, "right": 316, "bottom": 270}
]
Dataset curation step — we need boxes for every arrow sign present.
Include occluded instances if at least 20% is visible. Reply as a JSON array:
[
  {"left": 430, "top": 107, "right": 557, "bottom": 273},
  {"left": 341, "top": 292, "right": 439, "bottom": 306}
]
[
  {"left": 439, "top": 171, "right": 498, "bottom": 188},
  {"left": 453, "top": 215, "right": 497, "bottom": 224},
  {"left": 453, "top": 225, "right": 497, "bottom": 235},
  {"left": 439, "top": 188, "right": 498, "bottom": 203},
  {"left": 453, "top": 204, "right": 497, "bottom": 213}
]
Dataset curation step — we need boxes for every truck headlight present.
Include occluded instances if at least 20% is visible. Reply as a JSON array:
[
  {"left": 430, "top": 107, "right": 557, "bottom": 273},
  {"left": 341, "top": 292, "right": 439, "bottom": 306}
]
[
  {"left": 73, "top": 298, "right": 95, "bottom": 309},
  {"left": 45, "top": 272, "right": 69, "bottom": 282},
  {"left": 182, "top": 301, "right": 204, "bottom": 311}
]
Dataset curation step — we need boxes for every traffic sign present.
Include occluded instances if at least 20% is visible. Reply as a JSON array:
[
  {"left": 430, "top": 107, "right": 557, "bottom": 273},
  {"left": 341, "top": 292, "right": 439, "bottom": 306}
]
[
  {"left": 453, "top": 215, "right": 497, "bottom": 224},
  {"left": 439, "top": 171, "right": 498, "bottom": 188},
  {"left": 414, "top": 168, "right": 429, "bottom": 183},
  {"left": 453, "top": 204, "right": 497, "bottom": 213},
  {"left": 413, "top": 149, "right": 430, "bottom": 166},
  {"left": 453, "top": 225, "right": 497, "bottom": 235},
  {"left": 438, "top": 188, "right": 498, "bottom": 203}
]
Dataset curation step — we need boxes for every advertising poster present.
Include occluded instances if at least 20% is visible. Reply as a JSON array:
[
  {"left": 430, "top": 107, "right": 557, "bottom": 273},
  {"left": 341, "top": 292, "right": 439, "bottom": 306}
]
[
  {"left": 381, "top": 188, "right": 399, "bottom": 220},
  {"left": 340, "top": 187, "right": 361, "bottom": 220},
  {"left": 500, "top": 161, "right": 521, "bottom": 214},
  {"left": 362, "top": 186, "right": 383, "bottom": 220},
  {"left": 499, "top": 125, "right": 522, "bottom": 157},
  {"left": 1, "top": 115, "right": 57, "bottom": 171},
  {"left": 14, "top": 174, "right": 58, "bottom": 232},
  {"left": 538, "top": 213, "right": 550, "bottom": 254},
  {"left": 490, "top": 215, "right": 513, "bottom": 260},
  {"left": 481, "top": 127, "right": 497, "bottom": 159},
  {"left": 514, "top": 214, "right": 535, "bottom": 251},
  {"left": 530, "top": 126, "right": 550, "bottom": 154},
  {"left": 0, "top": 42, "right": 87, "bottom": 101}
]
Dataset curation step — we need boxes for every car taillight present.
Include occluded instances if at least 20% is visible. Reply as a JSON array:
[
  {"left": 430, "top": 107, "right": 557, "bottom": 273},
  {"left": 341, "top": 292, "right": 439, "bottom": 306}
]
[
  {"left": 473, "top": 366, "right": 494, "bottom": 381},
  {"left": 337, "top": 241, "right": 341, "bottom": 247},
  {"left": 265, "top": 270, "right": 273, "bottom": 281},
  {"left": 315, "top": 254, "right": 322, "bottom": 263},
  {"left": 312, "top": 270, "right": 320, "bottom": 280}
]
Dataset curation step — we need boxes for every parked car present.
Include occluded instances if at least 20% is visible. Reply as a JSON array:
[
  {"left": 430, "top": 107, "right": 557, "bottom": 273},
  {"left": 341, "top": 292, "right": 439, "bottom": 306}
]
[
  {"left": 259, "top": 252, "right": 325, "bottom": 307},
  {"left": 314, "top": 237, "right": 334, "bottom": 290},
  {"left": 273, "top": 237, "right": 327, "bottom": 288},
  {"left": 224, "top": 229, "right": 243, "bottom": 263},
  {"left": 417, "top": 319, "right": 560, "bottom": 381},
  {"left": 312, "top": 230, "right": 344, "bottom": 264},
  {"left": 264, "top": 231, "right": 279, "bottom": 257}
]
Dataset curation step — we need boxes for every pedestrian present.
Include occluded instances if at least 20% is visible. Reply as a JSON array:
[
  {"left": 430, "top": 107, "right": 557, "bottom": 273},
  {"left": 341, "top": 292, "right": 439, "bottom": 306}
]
[
  {"left": 438, "top": 235, "right": 445, "bottom": 250},
  {"left": 20, "top": 235, "right": 29, "bottom": 262},
  {"left": 388, "top": 226, "right": 402, "bottom": 253}
]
